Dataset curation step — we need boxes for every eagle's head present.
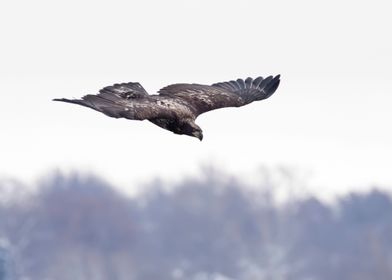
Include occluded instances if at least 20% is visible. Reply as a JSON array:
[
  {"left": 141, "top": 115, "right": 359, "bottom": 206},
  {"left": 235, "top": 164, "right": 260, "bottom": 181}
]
[{"left": 181, "top": 119, "right": 203, "bottom": 141}]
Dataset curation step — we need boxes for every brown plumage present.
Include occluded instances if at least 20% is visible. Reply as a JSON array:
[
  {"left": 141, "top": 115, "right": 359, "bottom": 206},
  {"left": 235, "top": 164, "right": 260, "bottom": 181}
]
[{"left": 54, "top": 75, "right": 280, "bottom": 140}]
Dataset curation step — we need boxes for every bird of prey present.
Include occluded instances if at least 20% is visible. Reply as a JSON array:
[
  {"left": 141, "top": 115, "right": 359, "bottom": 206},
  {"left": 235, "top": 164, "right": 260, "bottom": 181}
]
[{"left": 54, "top": 75, "right": 280, "bottom": 141}]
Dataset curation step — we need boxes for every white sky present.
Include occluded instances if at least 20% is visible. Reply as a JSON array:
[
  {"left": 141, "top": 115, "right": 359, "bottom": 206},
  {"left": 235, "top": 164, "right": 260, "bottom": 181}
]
[{"left": 1, "top": 0, "right": 391, "bottom": 199}]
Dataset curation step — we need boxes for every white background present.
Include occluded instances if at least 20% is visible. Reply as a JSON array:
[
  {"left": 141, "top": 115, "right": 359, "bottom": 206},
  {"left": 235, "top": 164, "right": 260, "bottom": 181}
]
[{"left": 1, "top": 0, "right": 391, "bottom": 199}]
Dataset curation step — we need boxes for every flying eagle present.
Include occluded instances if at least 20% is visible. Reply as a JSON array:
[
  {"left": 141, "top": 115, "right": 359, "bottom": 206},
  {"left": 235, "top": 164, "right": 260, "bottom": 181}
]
[{"left": 54, "top": 75, "right": 280, "bottom": 140}]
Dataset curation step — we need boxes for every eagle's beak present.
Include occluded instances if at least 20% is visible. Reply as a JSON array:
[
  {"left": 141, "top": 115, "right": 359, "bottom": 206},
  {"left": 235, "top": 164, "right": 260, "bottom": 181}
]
[{"left": 192, "top": 131, "right": 203, "bottom": 141}]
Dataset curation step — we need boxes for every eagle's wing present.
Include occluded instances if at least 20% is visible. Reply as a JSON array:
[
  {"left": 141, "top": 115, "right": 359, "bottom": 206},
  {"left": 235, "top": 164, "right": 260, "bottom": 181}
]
[
  {"left": 158, "top": 75, "right": 280, "bottom": 116},
  {"left": 54, "top": 82, "right": 176, "bottom": 120}
]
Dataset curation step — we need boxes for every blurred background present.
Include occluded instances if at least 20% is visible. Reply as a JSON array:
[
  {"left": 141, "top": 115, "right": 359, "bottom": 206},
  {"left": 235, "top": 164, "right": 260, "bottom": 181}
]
[{"left": 1, "top": 0, "right": 391, "bottom": 279}]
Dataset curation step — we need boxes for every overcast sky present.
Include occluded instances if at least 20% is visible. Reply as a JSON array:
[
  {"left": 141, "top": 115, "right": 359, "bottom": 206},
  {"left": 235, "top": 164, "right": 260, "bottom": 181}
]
[{"left": 1, "top": 0, "right": 391, "bottom": 199}]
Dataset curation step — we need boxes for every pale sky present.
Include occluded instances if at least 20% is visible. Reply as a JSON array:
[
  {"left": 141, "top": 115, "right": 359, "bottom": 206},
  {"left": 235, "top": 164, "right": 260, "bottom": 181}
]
[{"left": 1, "top": 0, "right": 391, "bottom": 199}]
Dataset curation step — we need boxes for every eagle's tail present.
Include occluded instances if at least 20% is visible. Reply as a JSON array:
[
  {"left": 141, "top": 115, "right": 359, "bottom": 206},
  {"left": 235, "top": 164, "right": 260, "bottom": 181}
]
[
  {"left": 212, "top": 75, "right": 280, "bottom": 104},
  {"left": 53, "top": 96, "right": 125, "bottom": 118},
  {"left": 53, "top": 98, "right": 92, "bottom": 107}
]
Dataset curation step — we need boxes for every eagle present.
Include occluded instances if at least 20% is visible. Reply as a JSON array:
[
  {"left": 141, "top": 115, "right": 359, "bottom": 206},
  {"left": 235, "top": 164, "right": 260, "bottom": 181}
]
[{"left": 54, "top": 75, "right": 280, "bottom": 140}]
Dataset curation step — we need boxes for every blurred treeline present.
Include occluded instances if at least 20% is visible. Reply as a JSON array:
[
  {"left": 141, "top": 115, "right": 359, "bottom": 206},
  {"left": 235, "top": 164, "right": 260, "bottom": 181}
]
[{"left": 1, "top": 171, "right": 392, "bottom": 280}]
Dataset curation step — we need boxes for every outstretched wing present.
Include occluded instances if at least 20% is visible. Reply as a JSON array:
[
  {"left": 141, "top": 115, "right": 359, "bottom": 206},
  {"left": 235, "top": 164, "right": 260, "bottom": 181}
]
[
  {"left": 159, "top": 75, "right": 280, "bottom": 116},
  {"left": 98, "top": 82, "right": 148, "bottom": 100},
  {"left": 54, "top": 82, "right": 176, "bottom": 120}
]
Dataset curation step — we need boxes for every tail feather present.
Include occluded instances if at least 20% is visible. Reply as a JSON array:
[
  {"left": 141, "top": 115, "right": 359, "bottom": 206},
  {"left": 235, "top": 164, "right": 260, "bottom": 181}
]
[
  {"left": 212, "top": 75, "right": 280, "bottom": 104},
  {"left": 53, "top": 98, "right": 94, "bottom": 108},
  {"left": 53, "top": 96, "right": 124, "bottom": 118}
]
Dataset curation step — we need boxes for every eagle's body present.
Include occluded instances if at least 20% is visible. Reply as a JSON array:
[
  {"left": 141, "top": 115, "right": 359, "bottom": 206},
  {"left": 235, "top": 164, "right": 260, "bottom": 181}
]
[{"left": 54, "top": 76, "right": 280, "bottom": 140}]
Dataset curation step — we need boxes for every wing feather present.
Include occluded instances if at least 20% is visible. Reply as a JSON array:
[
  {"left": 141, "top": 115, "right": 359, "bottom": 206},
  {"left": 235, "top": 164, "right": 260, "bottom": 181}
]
[
  {"left": 159, "top": 84, "right": 244, "bottom": 116},
  {"left": 245, "top": 77, "right": 253, "bottom": 89},
  {"left": 253, "top": 76, "right": 264, "bottom": 88},
  {"left": 54, "top": 82, "right": 176, "bottom": 120},
  {"left": 159, "top": 75, "right": 280, "bottom": 116},
  {"left": 213, "top": 75, "right": 280, "bottom": 103},
  {"left": 99, "top": 82, "right": 148, "bottom": 99},
  {"left": 237, "top": 78, "right": 245, "bottom": 89}
]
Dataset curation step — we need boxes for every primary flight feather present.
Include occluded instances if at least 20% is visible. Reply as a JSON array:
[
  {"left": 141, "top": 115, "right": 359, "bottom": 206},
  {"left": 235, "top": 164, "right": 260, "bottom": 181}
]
[{"left": 54, "top": 75, "right": 280, "bottom": 140}]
